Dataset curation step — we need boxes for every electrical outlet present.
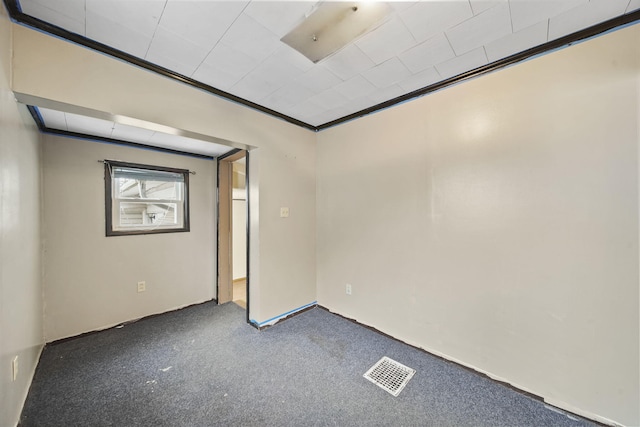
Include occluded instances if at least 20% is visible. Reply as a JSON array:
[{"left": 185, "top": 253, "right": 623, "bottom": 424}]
[
  {"left": 280, "top": 207, "right": 290, "bottom": 218},
  {"left": 11, "top": 356, "right": 18, "bottom": 382},
  {"left": 346, "top": 283, "right": 352, "bottom": 295},
  {"left": 137, "top": 281, "right": 146, "bottom": 293}
]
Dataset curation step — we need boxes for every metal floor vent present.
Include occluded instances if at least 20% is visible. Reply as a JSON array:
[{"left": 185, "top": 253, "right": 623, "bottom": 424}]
[{"left": 363, "top": 356, "right": 415, "bottom": 397}]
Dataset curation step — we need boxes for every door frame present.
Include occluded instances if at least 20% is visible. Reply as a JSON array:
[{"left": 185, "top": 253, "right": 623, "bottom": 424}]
[{"left": 216, "top": 149, "right": 250, "bottom": 324}]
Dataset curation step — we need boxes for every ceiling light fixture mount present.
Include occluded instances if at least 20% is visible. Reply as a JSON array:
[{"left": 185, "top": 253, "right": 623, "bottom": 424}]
[{"left": 281, "top": 2, "right": 391, "bottom": 63}]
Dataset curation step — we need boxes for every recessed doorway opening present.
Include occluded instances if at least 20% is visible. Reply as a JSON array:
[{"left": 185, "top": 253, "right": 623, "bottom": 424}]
[
  {"left": 231, "top": 156, "right": 247, "bottom": 309},
  {"left": 217, "top": 149, "right": 249, "bottom": 321}
]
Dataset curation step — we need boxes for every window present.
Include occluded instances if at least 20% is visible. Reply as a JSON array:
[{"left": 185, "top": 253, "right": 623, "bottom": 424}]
[{"left": 105, "top": 160, "right": 190, "bottom": 236}]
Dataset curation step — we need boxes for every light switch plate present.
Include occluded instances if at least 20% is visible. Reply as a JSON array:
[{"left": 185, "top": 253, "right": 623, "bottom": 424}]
[{"left": 11, "top": 356, "right": 18, "bottom": 381}]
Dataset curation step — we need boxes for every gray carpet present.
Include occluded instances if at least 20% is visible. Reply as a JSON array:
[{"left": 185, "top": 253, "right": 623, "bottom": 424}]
[{"left": 20, "top": 302, "right": 597, "bottom": 426}]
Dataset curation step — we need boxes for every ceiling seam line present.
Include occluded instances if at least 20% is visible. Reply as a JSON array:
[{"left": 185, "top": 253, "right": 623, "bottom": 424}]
[
  {"left": 143, "top": 0, "right": 169, "bottom": 59},
  {"left": 193, "top": 1, "right": 252, "bottom": 75},
  {"left": 442, "top": 31, "right": 457, "bottom": 57},
  {"left": 508, "top": 0, "right": 514, "bottom": 33}
]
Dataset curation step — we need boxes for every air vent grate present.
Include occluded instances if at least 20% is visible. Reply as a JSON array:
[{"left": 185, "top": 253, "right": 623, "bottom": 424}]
[{"left": 363, "top": 356, "right": 415, "bottom": 397}]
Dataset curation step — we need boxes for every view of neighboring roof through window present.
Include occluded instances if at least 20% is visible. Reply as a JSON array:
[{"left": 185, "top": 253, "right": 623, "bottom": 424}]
[{"left": 104, "top": 160, "right": 190, "bottom": 236}]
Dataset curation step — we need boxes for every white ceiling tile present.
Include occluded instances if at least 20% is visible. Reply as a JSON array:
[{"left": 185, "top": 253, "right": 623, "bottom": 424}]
[
  {"left": 509, "top": 0, "right": 587, "bottom": 32},
  {"left": 20, "top": 0, "right": 85, "bottom": 35},
  {"left": 306, "top": 107, "right": 351, "bottom": 127},
  {"left": 270, "top": 46, "right": 315, "bottom": 73},
  {"left": 398, "top": 33, "right": 456, "bottom": 73},
  {"left": 484, "top": 21, "right": 548, "bottom": 62},
  {"left": 39, "top": 108, "right": 231, "bottom": 157},
  {"left": 275, "top": 106, "right": 302, "bottom": 121},
  {"left": 399, "top": 1, "right": 473, "bottom": 43},
  {"left": 548, "top": 0, "right": 631, "bottom": 40},
  {"left": 231, "top": 74, "right": 283, "bottom": 104},
  {"left": 86, "top": 0, "right": 166, "bottom": 38},
  {"left": 397, "top": 67, "right": 442, "bottom": 93},
  {"left": 322, "top": 45, "right": 376, "bottom": 81},
  {"left": 334, "top": 75, "right": 377, "bottom": 100},
  {"left": 258, "top": 53, "right": 309, "bottom": 81},
  {"left": 244, "top": 1, "right": 316, "bottom": 38},
  {"left": 148, "top": 132, "right": 231, "bottom": 157},
  {"left": 86, "top": 10, "right": 153, "bottom": 58},
  {"left": 290, "top": 99, "right": 326, "bottom": 119},
  {"left": 295, "top": 66, "right": 342, "bottom": 93},
  {"left": 343, "top": 96, "right": 381, "bottom": 114},
  {"left": 191, "top": 61, "right": 238, "bottom": 91},
  {"left": 220, "top": 13, "right": 282, "bottom": 64},
  {"left": 146, "top": 26, "right": 210, "bottom": 77},
  {"left": 435, "top": 47, "right": 488, "bottom": 80},
  {"left": 355, "top": 17, "right": 417, "bottom": 65},
  {"left": 111, "top": 123, "right": 155, "bottom": 143},
  {"left": 389, "top": 2, "right": 418, "bottom": 13},
  {"left": 262, "top": 83, "right": 316, "bottom": 110},
  {"left": 366, "top": 84, "right": 407, "bottom": 105},
  {"left": 469, "top": 0, "right": 508, "bottom": 15},
  {"left": 363, "top": 57, "right": 412, "bottom": 89},
  {"left": 193, "top": 43, "right": 260, "bottom": 90},
  {"left": 26, "top": 0, "right": 632, "bottom": 131},
  {"left": 158, "top": 0, "right": 247, "bottom": 50},
  {"left": 308, "top": 89, "right": 348, "bottom": 111},
  {"left": 64, "top": 113, "right": 115, "bottom": 138},
  {"left": 234, "top": 53, "right": 307, "bottom": 101},
  {"left": 446, "top": 3, "right": 513, "bottom": 55},
  {"left": 627, "top": 0, "right": 640, "bottom": 13},
  {"left": 38, "top": 108, "right": 68, "bottom": 131},
  {"left": 21, "top": 0, "right": 85, "bottom": 22}
]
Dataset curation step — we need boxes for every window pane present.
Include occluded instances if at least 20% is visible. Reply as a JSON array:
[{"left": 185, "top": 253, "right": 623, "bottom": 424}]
[
  {"left": 119, "top": 202, "right": 177, "bottom": 227},
  {"left": 112, "top": 167, "right": 184, "bottom": 182},
  {"left": 116, "top": 178, "right": 181, "bottom": 201},
  {"left": 105, "top": 161, "right": 189, "bottom": 236}
]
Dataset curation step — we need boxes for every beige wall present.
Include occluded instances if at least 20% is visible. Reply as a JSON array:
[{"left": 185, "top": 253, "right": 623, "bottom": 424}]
[
  {"left": 0, "top": 8, "right": 44, "bottom": 427},
  {"left": 11, "top": 23, "right": 317, "bottom": 327},
  {"left": 316, "top": 24, "right": 639, "bottom": 426},
  {"left": 42, "top": 135, "right": 216, "bottom": 340}
]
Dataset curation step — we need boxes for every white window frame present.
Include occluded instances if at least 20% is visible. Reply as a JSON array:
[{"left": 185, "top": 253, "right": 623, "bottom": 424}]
[{"left": 105, "top": 160, "right": 190, "bottom": 236}]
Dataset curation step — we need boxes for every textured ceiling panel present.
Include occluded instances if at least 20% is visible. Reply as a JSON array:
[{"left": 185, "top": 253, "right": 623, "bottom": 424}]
[
  {"left": 15, "top": 0, "right": 640, "bottom": 136},
  {"left": 146, "top": 26, "right": 210, "bottom": 77},
  {"left": 355, "top": 16, "right": 416, "bottom": 65},
  {"left": 484, "top": 20, "right": 548, "bottom": 62},
  {"left": 446, "top": 2, "right": 513, "bottom": 55},
  {"left": 509, "top": 0, "right": 587, "bottom": 32},
  {"left": 36, "top": 108, "right": 234, "bottom": 157},
  {"left": 398, "top": 33, "right": 456, "bottom": 74},
  {"left": 159, "top": 1, "right": 246, "bottom": 49},
  {"left": 548, "top": 0, "right": 631, "bottom": 40},
  {"left": 435, "top": 47, "right": 489, "bottom": 80},
  {"left": 37, "top": 108, "right": 67, "bottom": 130},
  {"left": 20, "top": 0, "right": 85, "bottom": 34},
  {"left": 399, "top": 1, "right": 473, "bottom": 43}
]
